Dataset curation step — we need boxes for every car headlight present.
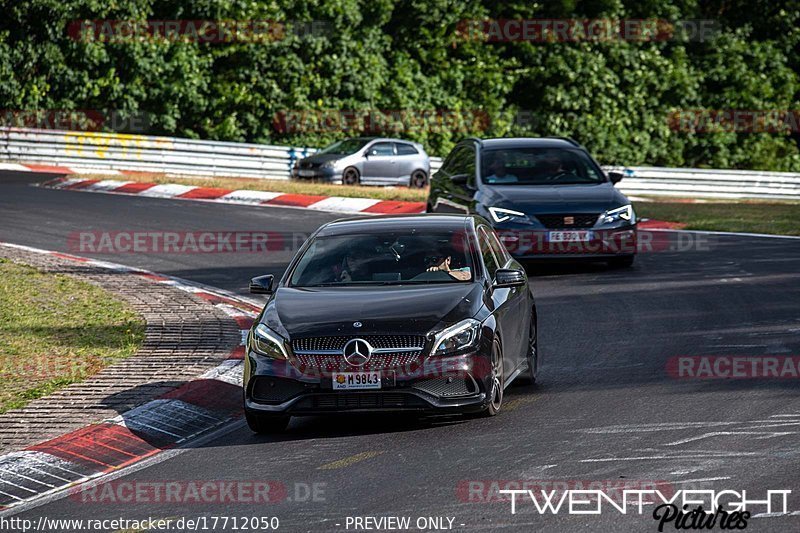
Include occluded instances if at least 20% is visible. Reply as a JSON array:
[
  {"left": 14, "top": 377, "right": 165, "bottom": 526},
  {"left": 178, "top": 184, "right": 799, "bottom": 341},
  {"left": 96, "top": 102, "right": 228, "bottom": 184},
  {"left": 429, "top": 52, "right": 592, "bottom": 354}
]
[
  {"left": 431, "top": 318, "right": 481, "bottom": 356},
  {"left": 250, "top": 323, "right": 289, "bottom": 360},
  {"left": 488, "top": 207, "right": 531, "bottom": 224},
  {"left": 320, "top": 160, "right": 337, "bottom": 169},
  {"left": 601, "top": 205, "right": 635, "bottom": 225}
]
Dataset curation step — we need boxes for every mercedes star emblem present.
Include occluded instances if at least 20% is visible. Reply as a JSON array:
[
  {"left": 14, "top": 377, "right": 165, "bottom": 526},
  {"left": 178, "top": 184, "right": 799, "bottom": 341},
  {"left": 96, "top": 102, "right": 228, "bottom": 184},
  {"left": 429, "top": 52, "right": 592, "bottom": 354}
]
[{"left": 342, "top": 338, "right": 372, "bottom": 367}]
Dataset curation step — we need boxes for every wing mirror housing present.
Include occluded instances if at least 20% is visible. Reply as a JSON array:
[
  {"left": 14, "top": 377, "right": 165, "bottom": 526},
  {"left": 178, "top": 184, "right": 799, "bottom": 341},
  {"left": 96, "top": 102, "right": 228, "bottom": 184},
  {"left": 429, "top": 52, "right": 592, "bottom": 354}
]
[
  {"left": 608, "top": 171, "right": 624, "bottom": 184},
  {"left": 493, "top": 268, "right": 526, "bottom": 288},
  {"left": 249, "top": 274, "right": 274, "bottom": 294}
]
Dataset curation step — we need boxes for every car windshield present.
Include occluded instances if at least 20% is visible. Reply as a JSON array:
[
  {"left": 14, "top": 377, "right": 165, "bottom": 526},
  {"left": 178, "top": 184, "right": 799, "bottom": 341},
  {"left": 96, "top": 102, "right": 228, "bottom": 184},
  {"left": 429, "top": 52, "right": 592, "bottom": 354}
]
[
  {"left": 481, "top": 147, "right": 605, "bottom": 185},
  {"left": 317, "top": 138, "right": 370, "bottom": 156},
  {"left": 290, "top": 231, "right": 474, "bottom": 287}
]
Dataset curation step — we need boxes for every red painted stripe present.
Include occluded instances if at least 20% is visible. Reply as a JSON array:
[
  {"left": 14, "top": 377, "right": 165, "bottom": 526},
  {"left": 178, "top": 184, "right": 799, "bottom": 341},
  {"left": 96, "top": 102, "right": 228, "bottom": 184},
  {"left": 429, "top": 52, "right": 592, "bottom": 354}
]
[
  {"left": 363, "top": 200, "right": 426, "bottom": 214},
  {"left": 25, "top": 164, "right": 73, "bottom": 173},
  {"left": 112, "top": 182, "right": 157, "bottom": 194},
  {"left": 178, "top": 187, "right": 233, "bottom": 200},
  {"left": 29, "top": 423, "right": 163, "bottom": 472},
  {"left": 64, "top": 179, "right": 100, "bottom": 190},
  {"left": 136, "top": 272, "right": 171, "bottom": 282},
  {"left": 160, "top": 379, "right": 241, "bottom": 415},
  {"left": 50, "top": 252, "right": 90, "bottom": 262},
  {"left": 194, "top": 291, "right": 261, "bottom": 313},
  {"left": 229, "top": 345, "right": 245, "bottom": 360},
  {"left": 265, "top": 193, "right": 327, "bottom": 207},
  {"left": 232, "top": 315, "right": 254, "bottom": 330},
  {"left": 639, "top": 219, "right": 687, "bottom": 230}
]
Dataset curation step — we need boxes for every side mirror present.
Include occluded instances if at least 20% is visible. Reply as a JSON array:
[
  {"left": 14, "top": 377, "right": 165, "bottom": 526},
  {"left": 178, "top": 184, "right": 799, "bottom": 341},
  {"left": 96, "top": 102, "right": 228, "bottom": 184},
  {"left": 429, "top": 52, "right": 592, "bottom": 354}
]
[
  {"left": 608, "top": 171, "right": 624, "bottom": 184},
  {"left": 249, "top": 274, "right": 274, "bottom": 294},
  {"left": 493, "top": 268, "right": 526, "bottom": 288},
  {"left": 450, "top": 174, "right": 468, "bottom": 185}
]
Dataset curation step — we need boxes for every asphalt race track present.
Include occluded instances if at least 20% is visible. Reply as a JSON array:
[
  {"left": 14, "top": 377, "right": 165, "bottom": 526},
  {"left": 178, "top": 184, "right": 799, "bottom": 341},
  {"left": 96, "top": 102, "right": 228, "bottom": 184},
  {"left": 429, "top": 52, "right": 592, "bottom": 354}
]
[{"left": 2, "top": 171, "right": 800, "bottom": 532}]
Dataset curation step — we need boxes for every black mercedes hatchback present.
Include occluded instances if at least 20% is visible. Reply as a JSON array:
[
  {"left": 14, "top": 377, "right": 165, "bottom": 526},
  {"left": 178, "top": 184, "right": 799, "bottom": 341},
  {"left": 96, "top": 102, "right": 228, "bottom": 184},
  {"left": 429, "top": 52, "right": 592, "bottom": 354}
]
[
  {"left": 244, "top": 215, "right": 538, "bottom": 433},
  {"left": 427, "top": 137, "right": 637, "bottom": 267}
]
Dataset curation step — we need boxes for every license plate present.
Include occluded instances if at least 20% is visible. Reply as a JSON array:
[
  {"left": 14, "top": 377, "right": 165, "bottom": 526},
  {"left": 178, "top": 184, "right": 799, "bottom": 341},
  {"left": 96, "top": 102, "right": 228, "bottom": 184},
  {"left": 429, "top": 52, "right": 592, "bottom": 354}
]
[
  {"left": 332, "top": 372, "right": 381, "bottom": 390},
  {"left": 298, "top": 169, "right": 316, "bottom": 177},
  {"left": 548, "top": 230, "right": 592, "bottom": 242}
]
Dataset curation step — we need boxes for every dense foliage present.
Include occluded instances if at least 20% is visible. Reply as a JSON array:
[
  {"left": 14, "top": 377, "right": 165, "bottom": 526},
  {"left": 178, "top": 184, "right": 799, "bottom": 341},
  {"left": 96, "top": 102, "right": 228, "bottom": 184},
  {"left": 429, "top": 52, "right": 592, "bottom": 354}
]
[{"left": 1, "top": 0, "right": 798, "bottom": 169}]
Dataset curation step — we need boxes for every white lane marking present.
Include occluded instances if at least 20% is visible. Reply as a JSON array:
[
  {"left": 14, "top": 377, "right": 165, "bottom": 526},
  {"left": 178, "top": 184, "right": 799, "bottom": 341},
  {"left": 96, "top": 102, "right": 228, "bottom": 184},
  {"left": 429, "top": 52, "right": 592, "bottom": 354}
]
[
  {"left": 665, "top": 431, "right": 797, "bottom": 446},
  {"left": 83, "top": 179, "right": 132, "bottom": 191},
  {"left": 219, "top": 189, "right": 283, "bottom": 203},
  {"left": 0, "top": 467, "right": 56, "bottom": 488},
  {"left": 0, "top": 163, "right": 32, "bottom": 171},
  {"left": 751, "top": 511, "right": 800, "bottom": 518},
  {"left": 43, "top": 177, "right": 85, "bottom": 188},
  {"left": 69, "top": 167, "right": 122, "bottom": 175},
  {"left": 669, "top": 477, "right": 732, "bottom": 484},
  {"left": 200, "top": 359, "right": 244, "bottom": 386},
  {"left": 307, "top": 196, "right": 380, "bottom": 212},
  {"left": 648, "top": 228, "right": 800, "bottom": 241},
  {"left": 580, "top": 452, "right": 759, "bottom": 463},
  {"left": 136, "top": 183, "right": 196, "bottom": 198},
  {"left": 580, "top": 421, "right": 737, "bottom": 434}
]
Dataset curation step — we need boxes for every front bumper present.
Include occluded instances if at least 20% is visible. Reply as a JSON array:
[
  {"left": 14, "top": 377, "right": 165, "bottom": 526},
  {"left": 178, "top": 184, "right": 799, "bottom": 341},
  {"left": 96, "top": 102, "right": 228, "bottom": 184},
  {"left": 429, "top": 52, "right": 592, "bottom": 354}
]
[
  {"left": 291, "top": 166, "right": 342, "bottom": 182},
  {"left": 496, "top": 226, "right": 637, "bottom": 259},
  {"left": 244, "top": 350, "right": 490, "bottom": 416}
]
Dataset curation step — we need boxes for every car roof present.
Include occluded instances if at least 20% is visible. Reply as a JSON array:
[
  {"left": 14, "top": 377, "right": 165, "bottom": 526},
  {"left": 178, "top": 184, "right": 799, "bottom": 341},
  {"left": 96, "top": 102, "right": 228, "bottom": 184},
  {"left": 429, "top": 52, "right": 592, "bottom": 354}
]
[
  {"left": 349, "top": 137, "right": 419, "bottom": 145},
  {"left": 316, "top": 214, "right": 479, "bottom": 236},
  {"left": 477, "top": 137, "right": 582, "bottom": 149}
]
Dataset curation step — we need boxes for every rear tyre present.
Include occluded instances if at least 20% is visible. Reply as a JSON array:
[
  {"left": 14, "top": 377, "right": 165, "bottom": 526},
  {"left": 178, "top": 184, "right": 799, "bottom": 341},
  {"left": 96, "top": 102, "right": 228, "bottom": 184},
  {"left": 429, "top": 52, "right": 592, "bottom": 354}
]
[
  {"left": 342, "top": 167, "right": 360, "bottom": 186},
  {"left": 607, "top": 255, "right": 635, "bottom": 268},
  {"left": 515, "top": 316, "right": 538, "bottom": 386},
  {"left": 245, "top": 410, "right": 290, "bottom": 434},
  {"left": 479, "top": 340, "right": 505, "bottom": 417},
  {"left": 410, "top": 170, "right": 428, "bottom": 189}
]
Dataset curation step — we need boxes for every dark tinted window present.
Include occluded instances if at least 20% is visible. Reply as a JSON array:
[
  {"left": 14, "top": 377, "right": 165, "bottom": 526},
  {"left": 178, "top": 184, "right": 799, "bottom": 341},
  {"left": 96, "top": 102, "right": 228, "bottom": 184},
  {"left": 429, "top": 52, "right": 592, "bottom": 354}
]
[
  {"left": 396, "top": 143, "right": 418, "bottom": 155},
  {"left": 486, "top": 227, "right": 510, "bottom": 265},
  {"left": 478, "top": 227, "right": 499, "bottom": 278},
  {"left": 367, "top": 142, "right": 394, "bottom": 156},
  {"left": 480, "top": 147, "right": 603, "bottom": 185},
  {"left": 319, "top": 138, "right": 370, "bottom": 155},
  {"left": 451, "top": 145, "right": 476, "bottom": 186},
  {"left": 290, "top": 231, "right": 474, "bottom": 286}
]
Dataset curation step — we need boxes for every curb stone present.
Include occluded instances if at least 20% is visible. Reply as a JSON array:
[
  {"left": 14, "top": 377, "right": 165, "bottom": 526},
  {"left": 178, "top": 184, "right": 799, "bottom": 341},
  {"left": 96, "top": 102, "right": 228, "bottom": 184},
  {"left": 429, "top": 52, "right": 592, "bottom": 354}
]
[{"left": 0, "top": 243, "right": 260, "bottom": 511}]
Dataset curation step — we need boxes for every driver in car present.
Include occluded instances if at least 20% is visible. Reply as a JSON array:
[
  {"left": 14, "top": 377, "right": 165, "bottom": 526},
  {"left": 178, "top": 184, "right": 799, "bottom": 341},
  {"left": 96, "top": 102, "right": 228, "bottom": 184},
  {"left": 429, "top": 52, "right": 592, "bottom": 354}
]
[
  {"left": 484, "top": 153, "right": 519, "bottom": 184},
  {"left": 426, "top": 254, "right": 471, "bottom": 281}
]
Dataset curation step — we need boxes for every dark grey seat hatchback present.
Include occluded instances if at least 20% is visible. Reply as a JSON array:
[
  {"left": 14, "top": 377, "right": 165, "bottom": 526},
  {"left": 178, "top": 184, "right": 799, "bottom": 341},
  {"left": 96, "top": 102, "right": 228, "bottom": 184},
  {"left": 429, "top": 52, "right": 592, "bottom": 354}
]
[
  {"left": 427, "top": 137, "right": 637, "bottom": 267},
  {"left": 243, "top": 214, "right": 538, "bottom": 433}
]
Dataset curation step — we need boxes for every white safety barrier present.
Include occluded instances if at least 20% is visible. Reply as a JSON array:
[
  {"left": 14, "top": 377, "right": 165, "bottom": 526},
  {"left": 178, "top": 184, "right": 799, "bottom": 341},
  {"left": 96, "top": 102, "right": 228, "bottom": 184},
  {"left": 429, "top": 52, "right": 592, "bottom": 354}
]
[{"left": 2, "top": 127, "right": 799, "bottom": 200}]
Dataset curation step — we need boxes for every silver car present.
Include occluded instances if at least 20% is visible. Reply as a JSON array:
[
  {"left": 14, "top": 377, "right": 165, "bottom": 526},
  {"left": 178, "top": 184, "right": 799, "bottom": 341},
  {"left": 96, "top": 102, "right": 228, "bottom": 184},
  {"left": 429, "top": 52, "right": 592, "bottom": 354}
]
[{"left": 291, "top": 137, "right": 431, "bottom": 188}]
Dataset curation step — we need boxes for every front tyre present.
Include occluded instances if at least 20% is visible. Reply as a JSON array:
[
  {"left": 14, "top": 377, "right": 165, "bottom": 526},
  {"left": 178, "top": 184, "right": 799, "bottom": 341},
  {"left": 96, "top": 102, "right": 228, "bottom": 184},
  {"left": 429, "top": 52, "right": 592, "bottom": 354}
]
[
  {"left": 480, "top": 340, "right": 505, "bottom": 417},
  {"left": 245, "top": 409, "right": 290, "bottom": 434},
  {"left": 342, "top": 167, "right": 360, "bottom": 186}
]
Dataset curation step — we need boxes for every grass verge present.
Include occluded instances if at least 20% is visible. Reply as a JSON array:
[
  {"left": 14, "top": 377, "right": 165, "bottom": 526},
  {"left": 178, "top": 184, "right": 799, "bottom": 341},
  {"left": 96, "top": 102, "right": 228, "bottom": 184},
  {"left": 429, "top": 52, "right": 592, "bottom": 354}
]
[
  {"left": 70, "top": 173, "right": 429, "bottom": 203},
  {"left": 634, "top": 200, "right": 800, "bottom": 236},
  {"left": 0, "top": 259, "right": 145, "bottom": 413}
]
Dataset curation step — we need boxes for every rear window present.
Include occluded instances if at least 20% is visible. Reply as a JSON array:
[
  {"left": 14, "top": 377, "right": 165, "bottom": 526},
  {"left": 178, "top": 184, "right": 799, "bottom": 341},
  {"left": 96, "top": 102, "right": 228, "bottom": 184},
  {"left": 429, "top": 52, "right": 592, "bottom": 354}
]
[{"left": 396, "top": 143, "right": 419, "bottom": 155}]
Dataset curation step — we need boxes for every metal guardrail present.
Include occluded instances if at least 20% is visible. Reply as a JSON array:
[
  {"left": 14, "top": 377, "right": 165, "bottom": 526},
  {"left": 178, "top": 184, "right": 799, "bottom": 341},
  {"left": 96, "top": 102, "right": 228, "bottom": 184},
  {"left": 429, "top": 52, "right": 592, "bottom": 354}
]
[
  {"left": 0, "top": 127, "right": 315, "bottom": 179},
  {"left": 2, "top": 127, "right": 800, "bottom": 200}
]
